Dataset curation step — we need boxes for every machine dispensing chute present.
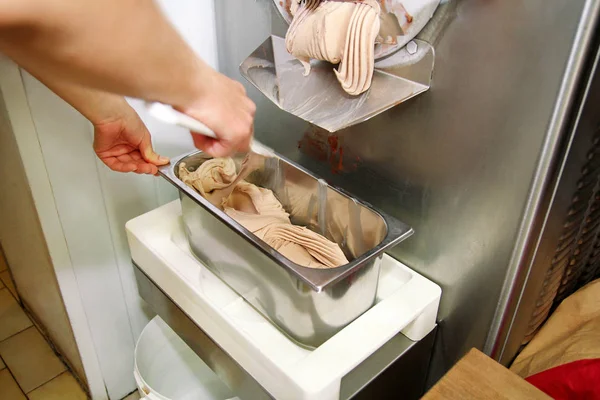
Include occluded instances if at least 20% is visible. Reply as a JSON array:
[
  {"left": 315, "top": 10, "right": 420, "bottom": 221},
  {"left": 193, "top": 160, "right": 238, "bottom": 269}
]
[{"left": 240, "top": 0, "right": 440, "bottom": 132}]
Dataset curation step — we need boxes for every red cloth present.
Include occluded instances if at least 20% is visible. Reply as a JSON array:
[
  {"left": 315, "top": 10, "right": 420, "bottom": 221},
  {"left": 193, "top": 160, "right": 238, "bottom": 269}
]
[{"left": 525, "top": 358, "right": 600, "bottom": 399}]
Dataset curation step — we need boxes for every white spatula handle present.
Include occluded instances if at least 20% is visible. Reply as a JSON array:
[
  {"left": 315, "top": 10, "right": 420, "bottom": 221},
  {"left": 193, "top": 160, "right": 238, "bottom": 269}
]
[
  {"left": 146, "top": 102, "right": 274, "bottom": 157},
  {"left": 146, "top": 102, "right": 217, "bottom": 139}
]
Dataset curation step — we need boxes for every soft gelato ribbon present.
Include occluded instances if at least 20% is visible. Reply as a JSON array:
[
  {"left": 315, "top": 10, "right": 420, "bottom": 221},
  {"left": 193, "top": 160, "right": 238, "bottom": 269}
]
[
  {"left": 179, "top": 158, "right": 349, "bottom": 269},
  {"left": 285, "top": 0, "right": 381, "bottom": 95}
]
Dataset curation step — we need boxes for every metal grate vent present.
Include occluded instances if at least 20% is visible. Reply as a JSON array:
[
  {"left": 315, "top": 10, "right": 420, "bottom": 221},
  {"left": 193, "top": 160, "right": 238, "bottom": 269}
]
[
  {"left": 578, "top": 229, "right": 600, "bottom": 286},
  {"left": 521, "top": 128, "right": 600, "bottom": 345},
  {"left": 554, "top": 139, "right": 600, "bottom": 304}
]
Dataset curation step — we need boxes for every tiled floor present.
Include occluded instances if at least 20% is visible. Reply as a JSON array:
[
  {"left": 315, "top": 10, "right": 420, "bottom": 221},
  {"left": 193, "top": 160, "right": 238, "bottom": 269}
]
[{"left": 0, "top": 270, "right": 88, "bottom": 399}]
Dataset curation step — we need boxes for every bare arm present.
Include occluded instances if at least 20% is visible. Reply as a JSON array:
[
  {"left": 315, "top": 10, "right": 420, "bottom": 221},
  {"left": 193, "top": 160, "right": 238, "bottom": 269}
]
[
  {"left": 0, "top": 0, "right": 256, "bottom": 157},
  {"left": 38, "top": 76, "right": 135, "bottom": 126},
  {"left": 0, "top": 0, "right": 208, "bottom": 105},
  {"left": 30, "top": 68, "right": 168, "bottom": 174}
]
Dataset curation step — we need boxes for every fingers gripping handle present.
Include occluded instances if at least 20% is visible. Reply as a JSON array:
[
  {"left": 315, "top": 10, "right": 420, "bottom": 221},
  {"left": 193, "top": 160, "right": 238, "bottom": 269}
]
[
  {"left": 145, "top": 102, "right": 275, "bottom": 157},
  {"left": 145, "top": 102, "right": 217, "bottom": 138}
]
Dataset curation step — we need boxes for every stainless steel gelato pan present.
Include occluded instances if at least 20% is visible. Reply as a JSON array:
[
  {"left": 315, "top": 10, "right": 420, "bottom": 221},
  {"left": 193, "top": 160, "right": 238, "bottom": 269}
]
[{"left": 159, "top": 150, "right": 413, "bottom": 347}]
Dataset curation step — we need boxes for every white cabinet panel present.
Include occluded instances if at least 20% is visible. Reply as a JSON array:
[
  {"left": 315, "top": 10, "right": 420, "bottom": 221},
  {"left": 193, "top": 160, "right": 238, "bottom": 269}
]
[
  {"left": 21, "top": 72, "right": 136, "bottom": 399},
  {"left": 156, "top": 0, "right": 219, "bottom": 70}
]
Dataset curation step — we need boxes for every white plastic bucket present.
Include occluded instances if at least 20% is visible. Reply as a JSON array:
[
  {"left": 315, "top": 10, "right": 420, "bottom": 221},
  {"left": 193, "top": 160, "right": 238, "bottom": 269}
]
[{"left": 134, "top": 316, "right": 238, "bottom": 400}]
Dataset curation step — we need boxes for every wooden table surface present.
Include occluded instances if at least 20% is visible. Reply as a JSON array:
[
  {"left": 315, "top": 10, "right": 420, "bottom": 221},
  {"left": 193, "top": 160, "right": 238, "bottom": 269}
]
[{"left": 422, "top": 348, "right": 551, "bottom": 400}]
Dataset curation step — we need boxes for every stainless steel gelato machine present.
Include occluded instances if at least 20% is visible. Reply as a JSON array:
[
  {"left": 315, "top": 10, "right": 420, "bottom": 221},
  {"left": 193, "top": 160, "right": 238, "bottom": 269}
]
[{"left": 128, "top": 0, "right": 600, "bottom": 398}]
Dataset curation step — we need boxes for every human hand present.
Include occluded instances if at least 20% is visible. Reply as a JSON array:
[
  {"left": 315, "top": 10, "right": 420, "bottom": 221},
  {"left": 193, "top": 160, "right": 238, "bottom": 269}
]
[
  {"left": 93, "top": 109, "right": 169, "bottom": 175},
  {"left": 178, "top": 71, "right": 256, "bottom": 157}
]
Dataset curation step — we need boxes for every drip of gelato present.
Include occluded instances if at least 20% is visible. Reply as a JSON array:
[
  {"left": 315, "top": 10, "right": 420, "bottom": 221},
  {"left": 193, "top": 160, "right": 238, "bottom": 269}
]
[
  {"left": 285, "top": 0, "right": 381, "bottom": 95},
  {"left": 179, "top": 159, "right": 349, "bottom": 269}
]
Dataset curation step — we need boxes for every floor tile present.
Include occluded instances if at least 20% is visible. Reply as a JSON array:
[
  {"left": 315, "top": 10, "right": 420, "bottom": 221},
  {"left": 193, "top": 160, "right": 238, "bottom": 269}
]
[
  {"left": 0, "top": 277, "right": 5, "bottom": 289},
  {"left": 27, "top": 372, "right": 87, "bottom": 400},
  {"left": 0, "top": 369, "right": 26, "bottom": 400},
  {"left": 0, "top": 271, "right": 18, "bottom": 300},
  {"left": 0, "top": 327, "right": 66, "bottom": 393},
  {"left": 122, "top": 392, "right": 141, "bottom": 400},
  {"left": 0, "top": 289, "right": 32, "bottom": 341},
  {"left": 0, "top": 356, "right": 4, "bottom": 369}
]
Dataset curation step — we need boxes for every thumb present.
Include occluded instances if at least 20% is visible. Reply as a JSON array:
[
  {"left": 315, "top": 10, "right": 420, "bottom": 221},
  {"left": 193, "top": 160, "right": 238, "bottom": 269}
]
[{"left": 140, "top": 133, "right": 169, "bottom": 165}]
